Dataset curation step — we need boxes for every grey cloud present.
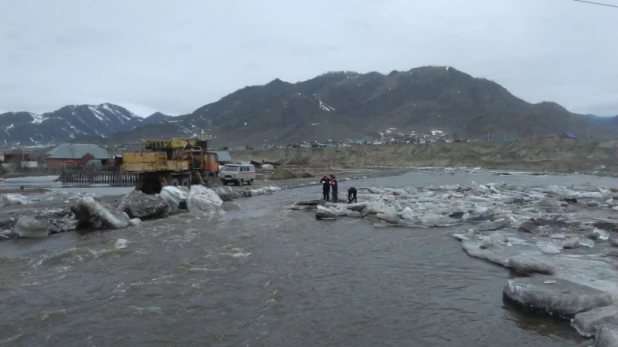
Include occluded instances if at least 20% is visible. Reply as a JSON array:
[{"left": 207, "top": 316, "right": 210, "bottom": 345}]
[{"left": 0, "top": 0, "right": 616, "bottom": 117}]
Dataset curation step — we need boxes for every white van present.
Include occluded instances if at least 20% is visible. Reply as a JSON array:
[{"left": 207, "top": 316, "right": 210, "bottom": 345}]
[{"left": 220, "top": 164, "right": 256, "bottom": 186}]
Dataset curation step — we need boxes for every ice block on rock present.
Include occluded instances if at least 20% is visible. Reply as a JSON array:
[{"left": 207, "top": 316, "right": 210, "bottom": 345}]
[
  {"left": 572, "top": 306, "right": 618, "bottom": 337},
  {"left": 508, "top": 255, "right": 555, "bottom": 275},
  {"left": 594, "top": 325, "right": 618, "bottom": 347},
  {"left": 71, "top": 197, "right": 130, "bottom": 230},
  {"left": 12, "top": 216, "right": 50, "bottom": 238},
  {"left": 158, "top": 186, "right": 189, "bottom": 214},
  {"left": 187, "top": 185, "right": 223, "bottom": 213},
  {"left": 503, "top": 276, "right": 613, "bottom": 319}
]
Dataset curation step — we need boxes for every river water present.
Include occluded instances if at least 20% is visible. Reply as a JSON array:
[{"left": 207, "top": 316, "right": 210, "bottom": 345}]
[{"left": 1, "top": 170, "right": 617, "bottom": 346}]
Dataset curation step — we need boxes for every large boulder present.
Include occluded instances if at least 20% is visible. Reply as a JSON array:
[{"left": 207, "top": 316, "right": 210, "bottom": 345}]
[
  {"left": 159, "top": 186, "right": 189, "bottom": 214},
  {"left": 187, "top": 185, "right": 223, "bottom": 213},
  {"left": 71, "top": 197, "right": 130, "bottom": 229},
  {"left": 503, "top": 276, "right": 613, "bottom": 319},
  {"left": 118, "top": 190, "right": 170, "bottom": 220},
  {"left": 215, "top": 186, "right": 236, "bottom": 202},
  {"left": 13, "top": 216, "right": 50, "bottom": 238}
]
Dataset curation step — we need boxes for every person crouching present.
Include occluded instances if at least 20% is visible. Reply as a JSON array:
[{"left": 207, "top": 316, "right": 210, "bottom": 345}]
[
  {"left": 330, "top": 175, "right": 338, "bottom": 203},
  {"left": 348, "top": 187, "right": 357, "bottom": 203}
]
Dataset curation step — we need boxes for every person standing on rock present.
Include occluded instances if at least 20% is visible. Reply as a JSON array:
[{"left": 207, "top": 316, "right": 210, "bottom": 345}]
[
  {"left": 320, "top": 174, "right": 331, "bottom": 201},
  {"left": 347, "top": 186, "right": 357, "bottom": 203},
  {"left": 330, "top": 175, "right": 338, "bottom": 203}
]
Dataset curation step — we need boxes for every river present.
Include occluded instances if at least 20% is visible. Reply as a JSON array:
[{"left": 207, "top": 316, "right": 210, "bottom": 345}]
[{"left": 2, "top": 169, "right": 616, "bottom": 346}]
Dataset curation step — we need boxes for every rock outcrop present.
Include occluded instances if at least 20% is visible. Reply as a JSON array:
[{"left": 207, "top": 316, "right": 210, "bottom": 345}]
[{"left": 118, "top": 190, "right": 170, "bottom": 220}]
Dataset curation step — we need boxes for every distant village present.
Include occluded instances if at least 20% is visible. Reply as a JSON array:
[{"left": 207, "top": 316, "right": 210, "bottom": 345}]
[{"left": 0, "top": 131, "right": 578, "bottom": 174}]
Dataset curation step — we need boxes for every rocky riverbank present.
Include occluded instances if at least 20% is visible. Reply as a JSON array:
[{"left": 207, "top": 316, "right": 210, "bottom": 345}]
[
  {"left": 0, "top": 168, "right": 409, "bottom": 240},
  {"left": 289, "top": 181, "right": 618, "bottom": 346}
]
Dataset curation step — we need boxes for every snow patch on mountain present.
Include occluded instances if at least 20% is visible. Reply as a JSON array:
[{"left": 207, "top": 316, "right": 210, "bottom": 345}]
[{"left": 30, "top": 113, "right": 45, "bottom": 124}]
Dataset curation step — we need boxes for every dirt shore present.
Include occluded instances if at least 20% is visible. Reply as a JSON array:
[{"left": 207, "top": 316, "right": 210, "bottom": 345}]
[{"left": 232, "top": 139, "right": 618, "bottom": 174}]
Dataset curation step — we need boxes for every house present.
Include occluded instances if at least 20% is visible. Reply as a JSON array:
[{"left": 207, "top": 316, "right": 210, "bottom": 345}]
[{"left": 45, "top": 143, "right": 109, "bottom": 168}]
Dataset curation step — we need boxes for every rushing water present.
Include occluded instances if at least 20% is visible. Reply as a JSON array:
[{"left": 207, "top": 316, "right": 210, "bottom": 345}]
[{"left": 1, "top": 170, "right": 617, "bottom": 346}]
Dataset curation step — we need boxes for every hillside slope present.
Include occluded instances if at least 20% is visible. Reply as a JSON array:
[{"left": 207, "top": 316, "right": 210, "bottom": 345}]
[{"left": 232, "top": 140, "right": 618, "bottom": 173}]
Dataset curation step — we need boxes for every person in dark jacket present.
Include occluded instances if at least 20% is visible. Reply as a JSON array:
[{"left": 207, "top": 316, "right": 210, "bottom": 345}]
[
  {"left": 330, "top": 175, "right": 338, "bottom": 203},
  {"left": 348, "top": 186, "right": 357, "bottom": 203},
  {"left": 320, "top": 174, "right": 330, "bottom": 201}
]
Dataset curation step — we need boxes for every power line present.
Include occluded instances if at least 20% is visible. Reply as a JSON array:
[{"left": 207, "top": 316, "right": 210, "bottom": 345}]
[{"left": 572, "top": 0, "right": 618, "bottom": 8}]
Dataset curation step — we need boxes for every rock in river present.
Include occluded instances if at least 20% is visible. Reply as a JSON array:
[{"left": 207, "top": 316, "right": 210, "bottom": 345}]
[
  {"left": 503, "top": 276, "right": 613, "bottom": 319},
  {"left": 71, "top": 197, "right": 130, "bottom": 229},
  {"left": 12, "top": 216, "right": 50, "bottom": 238},
  {"left": 118, "top": 190, "right": 170, "bottom": 220}
]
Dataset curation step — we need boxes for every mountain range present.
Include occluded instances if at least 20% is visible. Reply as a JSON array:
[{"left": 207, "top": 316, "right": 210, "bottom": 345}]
[
  {"left": 575, "top": 114, "right": 618, "bottom": 132},
  {"left": 0, "top": 66, "right": 615, "bottom": 147}
]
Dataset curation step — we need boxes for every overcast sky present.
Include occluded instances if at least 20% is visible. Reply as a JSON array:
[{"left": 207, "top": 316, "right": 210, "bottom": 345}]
[{"left": 1, "top": 0, "right": 616, "bottom": 117}]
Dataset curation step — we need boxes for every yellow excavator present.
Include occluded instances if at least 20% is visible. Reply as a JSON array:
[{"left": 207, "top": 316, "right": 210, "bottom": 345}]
[{"left": 121, "top": 137, "right": 219, "bottom": 194}]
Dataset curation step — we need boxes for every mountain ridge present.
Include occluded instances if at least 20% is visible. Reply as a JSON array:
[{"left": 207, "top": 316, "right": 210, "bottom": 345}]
[
  {"left": 1, "top": 66, "right": 615, "bottom": 147},
  {"left": 0, "top": 103, "right": 144, "bottom": 146}
]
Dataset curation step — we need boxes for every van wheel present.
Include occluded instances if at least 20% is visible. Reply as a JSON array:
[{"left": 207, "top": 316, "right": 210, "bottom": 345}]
[
  {"left": 171, "top": 178, "right": 180, "bottom": 186},
  {"left": 222, "top": 180, "right": 227, "bottom": 186},
  {"left": 249, "top": 179, "right": 253, "bottom": 185},
  {"left": 235, "top": 180, "right": 240, "bottom": 186},
  {"left": 240, "top": 179, "right": 244, "bottom": 186}
]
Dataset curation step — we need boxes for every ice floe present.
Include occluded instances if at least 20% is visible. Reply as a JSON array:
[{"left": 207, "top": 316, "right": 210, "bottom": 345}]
[{"left": 290, "top": 181, "right": 618, "bottom": 343}]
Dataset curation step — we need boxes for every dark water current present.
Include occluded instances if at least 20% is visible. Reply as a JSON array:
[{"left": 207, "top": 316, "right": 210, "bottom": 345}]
[{"left": 2, "top": 170, "right": 617, "bottom": 346}]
